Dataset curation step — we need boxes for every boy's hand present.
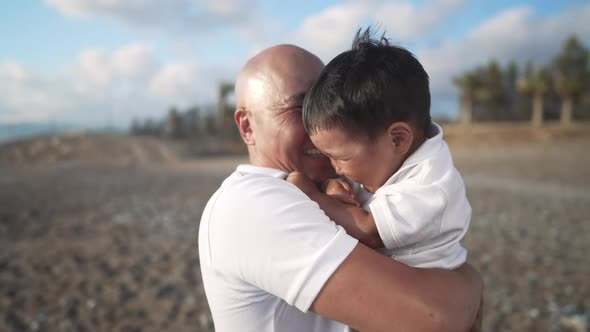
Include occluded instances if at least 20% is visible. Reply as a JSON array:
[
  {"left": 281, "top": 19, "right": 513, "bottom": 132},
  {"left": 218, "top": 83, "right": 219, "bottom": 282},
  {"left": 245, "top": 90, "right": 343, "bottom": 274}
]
[
  {"left": 322, "top": 178, "right": 359, "bottom": 206},
  {"left": 287, "top": 171, "right": 320, "bottom": 197}
]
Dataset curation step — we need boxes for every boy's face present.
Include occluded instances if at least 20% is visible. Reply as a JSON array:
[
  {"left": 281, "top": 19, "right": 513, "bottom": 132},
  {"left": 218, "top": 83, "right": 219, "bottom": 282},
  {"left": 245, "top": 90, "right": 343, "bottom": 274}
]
[{"left": 310, "top": 125, "right": 406, "bottom": 193}]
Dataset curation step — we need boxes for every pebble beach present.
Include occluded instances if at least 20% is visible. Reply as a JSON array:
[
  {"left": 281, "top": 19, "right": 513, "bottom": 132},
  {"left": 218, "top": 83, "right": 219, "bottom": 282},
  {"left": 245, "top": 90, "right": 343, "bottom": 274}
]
[{"left": 1, "top": 127, "right": 589, "bottom": 331}]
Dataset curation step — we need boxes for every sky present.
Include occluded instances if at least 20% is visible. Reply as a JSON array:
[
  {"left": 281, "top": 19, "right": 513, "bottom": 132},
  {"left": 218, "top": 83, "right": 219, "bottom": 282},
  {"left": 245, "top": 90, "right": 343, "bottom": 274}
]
[{"left": 1, "top": 0, "right": 589, "bottom": 129}]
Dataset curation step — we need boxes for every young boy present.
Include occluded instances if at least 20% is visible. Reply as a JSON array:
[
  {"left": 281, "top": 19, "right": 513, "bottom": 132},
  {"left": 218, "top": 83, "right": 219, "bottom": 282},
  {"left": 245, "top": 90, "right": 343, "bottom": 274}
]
[{"left": 287, "top": 28, "right": 471, "bottom": 270}]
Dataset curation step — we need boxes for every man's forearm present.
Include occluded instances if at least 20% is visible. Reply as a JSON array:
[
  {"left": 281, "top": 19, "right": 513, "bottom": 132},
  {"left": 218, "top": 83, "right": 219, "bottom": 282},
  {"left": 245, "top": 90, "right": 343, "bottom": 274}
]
[
  {"left": 468, "top": 291, "right": 484, "bottom": 332},
  {"left": 312, "top": 244, "right": 483, "bottom": 332},
  {"left": 310, "top": 192, "right": 384, "bottom": 249}
]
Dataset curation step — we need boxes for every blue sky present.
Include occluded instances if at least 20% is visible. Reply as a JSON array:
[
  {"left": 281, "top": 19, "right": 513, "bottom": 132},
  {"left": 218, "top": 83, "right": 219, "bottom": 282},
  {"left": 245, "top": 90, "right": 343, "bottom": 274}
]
[{"left": 1, "top": 0, "right": 589, "bottom": 128}]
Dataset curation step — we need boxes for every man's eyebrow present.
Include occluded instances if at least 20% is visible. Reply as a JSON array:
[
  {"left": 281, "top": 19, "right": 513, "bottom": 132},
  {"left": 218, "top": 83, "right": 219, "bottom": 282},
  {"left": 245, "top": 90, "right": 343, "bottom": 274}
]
[{"left": 271, "top": 93, "right": 306, "bottom": 109}]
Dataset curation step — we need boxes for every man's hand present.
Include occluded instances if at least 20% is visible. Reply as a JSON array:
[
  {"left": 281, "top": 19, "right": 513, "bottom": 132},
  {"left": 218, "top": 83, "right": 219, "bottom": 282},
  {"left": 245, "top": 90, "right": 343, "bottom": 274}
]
[
  {"left": 321, "top": 178, "right": 359, "bottom": 206},
  {"left": 287, "top": 171, "right": 320, "bottom": 197},
  {"left": 468, "top": 293, "right": 484, "bottom": 332}
]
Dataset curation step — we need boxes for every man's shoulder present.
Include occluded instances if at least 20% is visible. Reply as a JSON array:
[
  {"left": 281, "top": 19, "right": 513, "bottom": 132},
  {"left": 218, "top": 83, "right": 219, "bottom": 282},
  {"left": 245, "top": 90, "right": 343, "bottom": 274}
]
[
  {"left": 220, "top": 169, "right": 302, "bottom": 198},
  {"left": 206, "top": 169, "right": 311, "bottom": 219},
  {"left": 199, "top": 169, "right": 311, "bottom": 264}
]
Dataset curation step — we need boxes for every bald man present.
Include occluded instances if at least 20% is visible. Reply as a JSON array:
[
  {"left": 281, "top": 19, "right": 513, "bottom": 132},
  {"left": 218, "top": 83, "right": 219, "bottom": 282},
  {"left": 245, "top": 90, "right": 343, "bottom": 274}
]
[{"left": 198, "top": 44, "right": 482, "bottom": 332}]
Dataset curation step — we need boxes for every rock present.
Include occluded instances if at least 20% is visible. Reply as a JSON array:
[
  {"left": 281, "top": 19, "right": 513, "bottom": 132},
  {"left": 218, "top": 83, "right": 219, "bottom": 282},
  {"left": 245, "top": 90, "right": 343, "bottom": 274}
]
[
  {"left": 156, "top": 284, "right": 178, "bottom": 299},
  {"left": 5, "top": 310, "right": 28, "bottom": 331},
  {"left": 560, "top": 314, "right": 587, "bottom": 332},
  {"left": 527, "top": 308, "right": 539, "bottom": 319}
]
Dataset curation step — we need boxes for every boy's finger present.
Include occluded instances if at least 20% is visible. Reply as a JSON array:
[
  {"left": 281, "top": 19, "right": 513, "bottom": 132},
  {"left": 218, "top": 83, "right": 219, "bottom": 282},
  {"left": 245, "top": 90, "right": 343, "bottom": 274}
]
[
  {"left": 350, "top": 194, "right": 360, "bottom": 206},
  {"left": 335, "top": 193, "right": 359, "bottom": 206},
  {"left": 338, "top": 180, "right": 352, "bottom": 192}
]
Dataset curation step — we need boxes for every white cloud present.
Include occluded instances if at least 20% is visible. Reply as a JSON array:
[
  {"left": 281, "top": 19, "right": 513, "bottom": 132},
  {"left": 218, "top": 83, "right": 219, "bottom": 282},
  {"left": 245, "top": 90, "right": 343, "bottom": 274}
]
[
  {"left": 423, "top": 3, "right": 590, "bottom": 118},
  {"left": 293, "top": 1, "right": 376, "bottom": 62},
  {"left": 6, "top": 1, "right": 589, "bottom": 126},
  {"left": 420, "top": 3, "right": 590, "bottom": 101},
  {"left": 74, "top": 43, "right": 157, "bottom": 97},
  {"left": 202, "top": 0, "right": 251, "bottom": 22},
  {"left": 0, "top": 62, "right": 31, "bottom": 83},
  {"left": 111, "top": 43, "right": 157, "bottom": 78},
  {"left": 377, "top": 0, "right": 465, "bottom": 41},
  {"left": 292, "top": 0, "right": 466, "bottom": 62},
  {"left": 45, "top": 0, "right": 260, "bottom": 34},
  {"left": 292, "top": 1, "right": 589, "bottom": 118},
  {"left": 0, "top": 63, "right": 74, "bottom": 124},
  {"left": 0, "top": 42, "right": 233, "bottom": 126},
  {"left": 149, "top": 62, "right": 201, "bottom": 103}
]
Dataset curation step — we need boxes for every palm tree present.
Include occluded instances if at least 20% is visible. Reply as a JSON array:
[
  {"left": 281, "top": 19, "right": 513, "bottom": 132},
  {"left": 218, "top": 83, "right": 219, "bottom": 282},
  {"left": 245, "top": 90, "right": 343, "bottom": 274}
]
[
  {"left": 552, "top": 36, "right": 589, "bottom": 126},
  {"left": 217, "top": 82, "right": 236, "bottom": 139},
  {"left": 505, "top": 61, "right": 519, "bottom": 118},
  {"left": 453, "top": 72, "right": 482, "bottom": 125},
  {"left": 166, "top": 106, "right": 184, "bottom": 139},
  {"left": 517, "top": 63, "right": 551, "bottom": 127},
  {"left": 218, "top": 82, "right": 235, "bottom": 126}
]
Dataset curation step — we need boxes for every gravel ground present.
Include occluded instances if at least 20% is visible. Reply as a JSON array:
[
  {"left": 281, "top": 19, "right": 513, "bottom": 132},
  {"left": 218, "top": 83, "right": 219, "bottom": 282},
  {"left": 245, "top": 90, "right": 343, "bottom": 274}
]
[
  {"left": 453, "top": 139, "right": 590, "bottom": 332},
  {"left": 1, "top": 137, "right": 589, "bottom": 332}
]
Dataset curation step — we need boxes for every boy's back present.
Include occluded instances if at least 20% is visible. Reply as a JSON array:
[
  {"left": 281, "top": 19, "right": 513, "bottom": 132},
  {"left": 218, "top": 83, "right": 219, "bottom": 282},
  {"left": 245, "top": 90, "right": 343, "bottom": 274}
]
[{"left": 356, "top": 123, "right": 470, "bottom": 269}]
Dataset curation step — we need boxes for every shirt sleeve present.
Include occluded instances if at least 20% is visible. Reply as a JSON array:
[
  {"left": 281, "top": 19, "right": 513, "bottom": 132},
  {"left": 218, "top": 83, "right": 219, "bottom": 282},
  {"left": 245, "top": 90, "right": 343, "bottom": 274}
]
[
  {"left": 208, "top": 176, "right": 358, "bottom": 312},
  {"left": 369, "top": 182, "right": 447, "bottom": 250}
]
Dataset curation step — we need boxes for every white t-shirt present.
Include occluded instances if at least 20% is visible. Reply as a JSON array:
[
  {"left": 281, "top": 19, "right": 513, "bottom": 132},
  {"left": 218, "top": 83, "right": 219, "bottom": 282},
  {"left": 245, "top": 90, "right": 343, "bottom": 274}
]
[
  {"left": 356, "top": 122, "right": 471, "bottom": 269},
  {"left": 199, "top": 164, "right": 358, "bottom": 332}
]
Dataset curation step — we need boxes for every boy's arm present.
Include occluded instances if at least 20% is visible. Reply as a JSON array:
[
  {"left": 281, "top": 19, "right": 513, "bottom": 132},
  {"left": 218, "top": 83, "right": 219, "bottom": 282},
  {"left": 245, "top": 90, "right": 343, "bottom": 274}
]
[
  {"left": 287, "top": 172, "right": 383, "bottom": 249},
  {"left": 310, "top": 191, "right": 384, "bottom": 249}
]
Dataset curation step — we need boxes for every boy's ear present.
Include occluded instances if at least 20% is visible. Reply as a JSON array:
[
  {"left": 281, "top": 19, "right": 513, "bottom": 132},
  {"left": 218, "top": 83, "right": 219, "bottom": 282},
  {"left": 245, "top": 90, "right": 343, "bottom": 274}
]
[
  {"left": 388, "top": 122, "right": 413, "bottom": 155},
  {"left": 235, "top": 108, "right": 255, "bottom": 145}
]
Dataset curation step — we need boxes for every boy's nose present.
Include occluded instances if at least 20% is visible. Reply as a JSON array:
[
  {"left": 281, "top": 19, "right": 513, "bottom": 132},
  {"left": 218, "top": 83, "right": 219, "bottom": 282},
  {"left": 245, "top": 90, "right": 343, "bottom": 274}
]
[{"left": 331, "top": 160, "right": 342, "bottom": 175}]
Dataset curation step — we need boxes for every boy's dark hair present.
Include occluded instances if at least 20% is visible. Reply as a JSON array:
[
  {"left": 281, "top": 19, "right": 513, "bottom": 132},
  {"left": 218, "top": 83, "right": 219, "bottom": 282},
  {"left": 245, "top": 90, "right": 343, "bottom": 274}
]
[{"left": 303, "top": 26, "right": 431, "bottom": 141}]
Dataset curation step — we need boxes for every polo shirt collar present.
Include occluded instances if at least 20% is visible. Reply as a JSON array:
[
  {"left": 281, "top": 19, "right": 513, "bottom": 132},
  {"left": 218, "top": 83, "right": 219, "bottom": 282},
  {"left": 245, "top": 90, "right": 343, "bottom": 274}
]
[
  {"left": 236, "top": 164, "right": 289, "bottom": 179},
  {"left": 402, "top": 121, "right": 444, "bottom": 167},
  {"left": 380, "top": 122, "right": 444, "bottom": 187}
]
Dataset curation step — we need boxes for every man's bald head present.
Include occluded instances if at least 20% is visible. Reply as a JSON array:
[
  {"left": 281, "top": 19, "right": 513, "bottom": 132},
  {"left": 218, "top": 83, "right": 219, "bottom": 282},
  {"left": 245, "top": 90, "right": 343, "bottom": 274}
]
[
  {"left": 235, "top": 44, "right": 324, "bottom": 113},
  {"left": 233, "top": 44, "right": 333, "bottom": 182}
]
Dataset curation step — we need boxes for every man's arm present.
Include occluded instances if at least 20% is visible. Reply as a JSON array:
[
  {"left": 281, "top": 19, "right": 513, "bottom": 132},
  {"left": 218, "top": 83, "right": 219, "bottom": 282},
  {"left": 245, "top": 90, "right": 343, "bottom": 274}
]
[
  {"left": 311, "top": 243, "right": 483, "bottom": 332},
  {"left": 468, "top": 293, "right": 484, "bottom": 332}
]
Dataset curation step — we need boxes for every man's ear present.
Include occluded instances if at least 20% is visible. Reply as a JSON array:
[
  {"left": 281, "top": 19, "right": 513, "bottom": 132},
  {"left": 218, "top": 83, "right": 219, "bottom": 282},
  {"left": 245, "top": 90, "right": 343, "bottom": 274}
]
[
  {"left": 235, "top": 108, "right": 255, "bottom": 145},
  {"left": 388, "top": 122, "right": 413, "bottom": 156}
]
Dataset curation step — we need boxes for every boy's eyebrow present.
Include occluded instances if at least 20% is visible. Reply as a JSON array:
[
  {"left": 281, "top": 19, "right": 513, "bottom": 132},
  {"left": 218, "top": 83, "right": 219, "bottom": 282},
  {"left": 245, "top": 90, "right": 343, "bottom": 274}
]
[{"left": 319, "top": 150, "right": 334, "bottom": 159}]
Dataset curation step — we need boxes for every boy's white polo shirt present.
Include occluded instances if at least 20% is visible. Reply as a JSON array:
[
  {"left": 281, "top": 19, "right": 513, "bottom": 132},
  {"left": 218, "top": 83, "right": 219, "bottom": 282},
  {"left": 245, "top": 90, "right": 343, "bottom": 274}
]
[
  {"left": 199, "top": 164, "right": 357, "bottom": 332},
  {"left": 366, "top": 122, "right": 471, "bottom": 269}
]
